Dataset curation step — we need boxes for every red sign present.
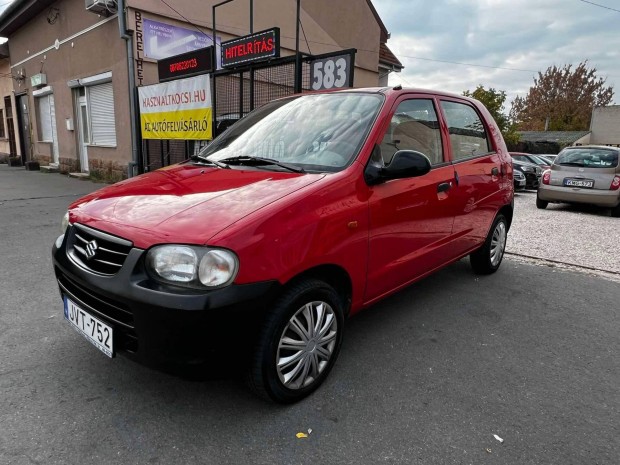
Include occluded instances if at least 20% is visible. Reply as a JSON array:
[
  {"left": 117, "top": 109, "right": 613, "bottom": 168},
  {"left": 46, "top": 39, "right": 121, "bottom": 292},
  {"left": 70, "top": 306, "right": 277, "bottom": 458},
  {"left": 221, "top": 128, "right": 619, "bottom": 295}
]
[{"left": 221, "top": 28, "right": 280, "bottom": 68}]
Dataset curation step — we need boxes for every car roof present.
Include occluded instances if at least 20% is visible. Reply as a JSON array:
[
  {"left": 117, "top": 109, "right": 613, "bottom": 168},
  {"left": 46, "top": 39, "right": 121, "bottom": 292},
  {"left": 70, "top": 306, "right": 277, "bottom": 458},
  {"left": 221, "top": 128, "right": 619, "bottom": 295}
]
[
  {"left": 334, "top": 86, "right": 473, "bottom": 101},
  {"left": 563, "top": 145, "right": 619, "bottom": 151}
]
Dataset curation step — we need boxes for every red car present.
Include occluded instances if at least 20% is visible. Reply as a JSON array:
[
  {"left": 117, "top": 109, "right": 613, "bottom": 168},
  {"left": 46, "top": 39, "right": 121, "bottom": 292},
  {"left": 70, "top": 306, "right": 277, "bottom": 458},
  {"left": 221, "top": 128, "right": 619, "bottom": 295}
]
[{"left": 53, "top": 87, "right": 514, "bottom": 402}]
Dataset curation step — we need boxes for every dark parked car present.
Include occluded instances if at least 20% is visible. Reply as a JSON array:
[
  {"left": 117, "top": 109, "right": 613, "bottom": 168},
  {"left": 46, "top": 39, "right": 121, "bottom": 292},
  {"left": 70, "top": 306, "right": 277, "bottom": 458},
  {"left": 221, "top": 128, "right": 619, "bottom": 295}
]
[
  {"left": 512, "top": 158, "right": 541, "bottom": 189},
  {"left": 514, "top": 169, "right": 526, "bottom": 191},
  {"left": 538, "top": 154, "right": 557, "bottom": 164},
  {"left": 510, "top": 152, "right": 551, "bottom": 170},
  {"left": 53, "top": 87, "right": 513, "bottom": 403}
]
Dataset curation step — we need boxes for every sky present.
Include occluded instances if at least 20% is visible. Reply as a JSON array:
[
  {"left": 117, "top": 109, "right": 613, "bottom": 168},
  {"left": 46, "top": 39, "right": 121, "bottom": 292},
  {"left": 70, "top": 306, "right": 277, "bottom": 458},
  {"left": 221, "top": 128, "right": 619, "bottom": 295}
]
[
  {"left": 0, "top": 0, "right": 617, "bottom": 111},
  {"left": 373, "top": 0, "right": 620, "bottom": 109}
]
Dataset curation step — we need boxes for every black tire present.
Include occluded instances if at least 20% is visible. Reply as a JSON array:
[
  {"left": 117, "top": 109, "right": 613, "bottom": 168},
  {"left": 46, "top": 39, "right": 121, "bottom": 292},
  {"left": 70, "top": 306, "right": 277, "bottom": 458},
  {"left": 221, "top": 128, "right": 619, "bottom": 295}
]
[
  {"left": 536, "top": 195, "right": 548, "bottom": 209},
  {"left": 611, "top": 204, "right": 620, "bottom": 218},
  {"left": 247, "top": 279, "right": 344, "bottom": 403},
  {"left": 470, "top": 214, "right": 508, "bottom": 275}
]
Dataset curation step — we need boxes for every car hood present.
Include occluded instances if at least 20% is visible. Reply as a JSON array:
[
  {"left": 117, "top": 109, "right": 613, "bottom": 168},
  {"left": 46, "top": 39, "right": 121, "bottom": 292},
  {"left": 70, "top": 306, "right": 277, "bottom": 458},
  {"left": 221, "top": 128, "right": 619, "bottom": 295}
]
[{"left": 70, "top": 164, "right": 325, "bottom": 248}]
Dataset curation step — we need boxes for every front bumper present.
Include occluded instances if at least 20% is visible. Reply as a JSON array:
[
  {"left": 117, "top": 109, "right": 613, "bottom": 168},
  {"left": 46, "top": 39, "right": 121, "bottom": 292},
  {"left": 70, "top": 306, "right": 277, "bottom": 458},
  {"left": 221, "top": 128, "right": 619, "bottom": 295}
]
[
  {"left": 538, "top": 184, "right": 620, "bottom": 208},
  {"left": 52, "top": 232, "right": 280, "bottom": 372}
]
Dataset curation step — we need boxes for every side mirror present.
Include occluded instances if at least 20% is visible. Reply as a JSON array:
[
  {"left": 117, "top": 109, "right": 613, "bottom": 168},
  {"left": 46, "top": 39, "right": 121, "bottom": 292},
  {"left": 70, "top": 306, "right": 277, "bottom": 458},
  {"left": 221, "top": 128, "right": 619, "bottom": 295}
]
[{"left": 365, "top": 150, "right": 432, "bottom": 185}]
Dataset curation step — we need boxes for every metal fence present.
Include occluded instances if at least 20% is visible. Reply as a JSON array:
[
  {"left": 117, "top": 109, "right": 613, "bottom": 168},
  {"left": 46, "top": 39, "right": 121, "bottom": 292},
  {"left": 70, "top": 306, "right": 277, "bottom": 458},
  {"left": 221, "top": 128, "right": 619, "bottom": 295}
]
[{"left": 142, "top": 50, "right": 354, "bottom": 171}]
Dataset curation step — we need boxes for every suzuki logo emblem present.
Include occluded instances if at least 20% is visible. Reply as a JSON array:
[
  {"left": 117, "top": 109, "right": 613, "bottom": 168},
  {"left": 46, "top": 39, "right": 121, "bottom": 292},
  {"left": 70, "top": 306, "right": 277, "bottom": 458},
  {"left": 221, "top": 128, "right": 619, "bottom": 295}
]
[{"left": 85, "top": 240, "right": 99, "bottom": 259}]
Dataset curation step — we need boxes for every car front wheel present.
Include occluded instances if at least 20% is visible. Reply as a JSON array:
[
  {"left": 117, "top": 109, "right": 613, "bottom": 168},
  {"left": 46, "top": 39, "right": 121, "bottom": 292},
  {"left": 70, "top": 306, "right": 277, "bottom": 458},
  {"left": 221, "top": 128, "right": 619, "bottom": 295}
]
[
  {"left": 247, "top": 279, "right": 344, "bottom": 403},
  {"left": 470, "top": 214, "right": 507, "bottom": 275}
]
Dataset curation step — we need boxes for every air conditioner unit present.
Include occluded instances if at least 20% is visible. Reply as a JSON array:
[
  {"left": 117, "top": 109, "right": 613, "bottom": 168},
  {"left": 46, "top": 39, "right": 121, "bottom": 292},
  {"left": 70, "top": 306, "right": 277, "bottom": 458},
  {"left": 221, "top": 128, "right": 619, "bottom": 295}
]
[{"left": 85, "top": 0, "right": 117, "bottom": 15}]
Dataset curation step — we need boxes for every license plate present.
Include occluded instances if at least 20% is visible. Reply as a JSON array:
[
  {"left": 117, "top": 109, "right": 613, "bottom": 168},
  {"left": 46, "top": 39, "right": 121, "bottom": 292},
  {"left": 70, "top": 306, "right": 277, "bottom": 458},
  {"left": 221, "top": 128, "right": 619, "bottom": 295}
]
[
  {"left": 63, "top": 296, "right": 114, "bottom": 358},
  {"left": 564, "top": 178, "right": 594, "bottom": 188}
]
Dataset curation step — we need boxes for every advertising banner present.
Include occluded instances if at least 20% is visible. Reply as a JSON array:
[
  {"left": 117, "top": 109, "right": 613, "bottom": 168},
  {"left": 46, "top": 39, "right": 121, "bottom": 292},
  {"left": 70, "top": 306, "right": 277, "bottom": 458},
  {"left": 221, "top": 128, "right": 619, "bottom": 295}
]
[
  {"left": 138, "top": 75, "right": 212, "bottom": 140},
  {"left": 143, "top": 18, "right": 221, "bottom": 69}
]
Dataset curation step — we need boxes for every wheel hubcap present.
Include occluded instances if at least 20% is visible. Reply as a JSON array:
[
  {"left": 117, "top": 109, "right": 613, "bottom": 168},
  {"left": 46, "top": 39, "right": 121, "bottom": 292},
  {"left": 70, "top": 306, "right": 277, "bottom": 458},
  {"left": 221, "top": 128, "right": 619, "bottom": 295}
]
[
  {"left": 490, "top": 221, "right": 507, "bottom": 267},
  {"left": 276, "top": 301, "right": 338, "bottom": 390}
]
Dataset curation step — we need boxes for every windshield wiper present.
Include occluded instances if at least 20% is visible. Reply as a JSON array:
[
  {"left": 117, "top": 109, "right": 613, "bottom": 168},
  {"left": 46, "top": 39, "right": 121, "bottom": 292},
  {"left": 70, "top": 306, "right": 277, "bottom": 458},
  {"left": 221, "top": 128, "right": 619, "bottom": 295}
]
[
  {"left": 218, "top": 156, "right": 305, "bottom": 173},
  {"left": 190, "top": 154, "right": 230, "bottom": 169}
]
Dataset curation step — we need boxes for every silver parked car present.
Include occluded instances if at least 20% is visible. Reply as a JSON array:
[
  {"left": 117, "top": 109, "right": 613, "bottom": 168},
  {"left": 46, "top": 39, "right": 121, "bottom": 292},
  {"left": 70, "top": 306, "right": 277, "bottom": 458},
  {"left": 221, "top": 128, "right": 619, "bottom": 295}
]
[{"left": 537, "top": 145, "right": 620, "bottom": 217}]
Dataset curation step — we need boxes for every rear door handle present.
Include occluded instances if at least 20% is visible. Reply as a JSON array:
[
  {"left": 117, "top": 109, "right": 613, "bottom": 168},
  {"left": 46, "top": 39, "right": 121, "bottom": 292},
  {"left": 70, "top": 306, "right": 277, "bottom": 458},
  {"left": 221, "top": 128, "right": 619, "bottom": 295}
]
[
  {"left": 437, "top": 182, "right": 452, "bottom": 193},
  {"left": 491, "top": 167, "right": 500, "bottom": 176}
]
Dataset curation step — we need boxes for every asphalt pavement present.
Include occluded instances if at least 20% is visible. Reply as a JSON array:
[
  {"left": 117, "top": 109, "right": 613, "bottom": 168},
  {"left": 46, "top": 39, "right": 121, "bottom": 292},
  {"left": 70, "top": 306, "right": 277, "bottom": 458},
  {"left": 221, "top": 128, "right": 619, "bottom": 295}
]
[{"left": 1, "top": 165, "right": 619, "bottom": 465}]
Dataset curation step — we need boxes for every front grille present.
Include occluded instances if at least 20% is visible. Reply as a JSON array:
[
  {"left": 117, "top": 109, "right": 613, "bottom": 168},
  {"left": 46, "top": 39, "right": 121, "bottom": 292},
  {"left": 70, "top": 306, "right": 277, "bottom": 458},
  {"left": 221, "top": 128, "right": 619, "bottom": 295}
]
[
  {"left": 68, "top": 224, "right": 133, "bottom": 275},
  {"left": 57, "top": 273, "right": 138, "bottom": 352}
]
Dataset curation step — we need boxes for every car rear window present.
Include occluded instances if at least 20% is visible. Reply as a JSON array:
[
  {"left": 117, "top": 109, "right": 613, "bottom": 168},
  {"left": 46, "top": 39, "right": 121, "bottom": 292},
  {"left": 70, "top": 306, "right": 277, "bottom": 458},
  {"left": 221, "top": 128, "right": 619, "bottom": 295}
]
[{"left": 556, "top": 148, "right": 619, "bottom": 168}]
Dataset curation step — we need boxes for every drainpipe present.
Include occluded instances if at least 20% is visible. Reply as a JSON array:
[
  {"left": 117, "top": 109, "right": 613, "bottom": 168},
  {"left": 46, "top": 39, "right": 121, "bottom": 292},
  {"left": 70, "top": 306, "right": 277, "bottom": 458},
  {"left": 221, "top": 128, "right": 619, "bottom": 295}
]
[
  {"left": 294, "top": 0, "right": 301, "bottom": 93},
  {"left": 118, "top": 0, "right": 139, "bottom": 177}
]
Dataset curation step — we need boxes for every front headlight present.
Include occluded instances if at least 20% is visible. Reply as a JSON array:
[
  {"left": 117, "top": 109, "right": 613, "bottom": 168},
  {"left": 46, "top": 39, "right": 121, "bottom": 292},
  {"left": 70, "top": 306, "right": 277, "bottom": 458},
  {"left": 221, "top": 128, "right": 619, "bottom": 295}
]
[
  {"left": 521, "top": 166, "right": 534, "bottom": 173},
  {"left": 146, "top": 245, "right": 239, "bottom": 289},
  {"left": 61, "top": 211, "right": 72, "bottom": 233},
  {"left": 198, "top": 249, "right": 239, "bottom": 287}
]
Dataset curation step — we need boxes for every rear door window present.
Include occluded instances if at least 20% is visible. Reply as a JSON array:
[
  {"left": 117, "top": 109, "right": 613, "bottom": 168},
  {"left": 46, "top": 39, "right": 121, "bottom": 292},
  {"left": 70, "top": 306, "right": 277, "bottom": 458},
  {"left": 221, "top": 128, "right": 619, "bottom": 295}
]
[{"left": 440, "top": 101, "right": 491, "bottom": 161}]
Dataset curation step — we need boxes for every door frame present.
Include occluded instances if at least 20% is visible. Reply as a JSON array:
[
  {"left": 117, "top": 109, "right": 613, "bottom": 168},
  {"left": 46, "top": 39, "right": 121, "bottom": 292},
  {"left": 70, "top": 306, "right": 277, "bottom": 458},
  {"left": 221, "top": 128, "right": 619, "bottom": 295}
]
[
  {"left": 15, "top": 93, "right": 30, "bottom": 164},
  {"left": 75, "top": 89, "right": 89, "bottom": 173}
]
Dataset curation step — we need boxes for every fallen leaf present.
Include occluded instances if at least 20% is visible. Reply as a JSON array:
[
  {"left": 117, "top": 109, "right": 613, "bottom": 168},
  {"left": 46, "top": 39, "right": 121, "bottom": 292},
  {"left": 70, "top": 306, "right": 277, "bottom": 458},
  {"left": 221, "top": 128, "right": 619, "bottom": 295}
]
[{"left": 296, "top": 432, "right": 308, "bottom": 439}]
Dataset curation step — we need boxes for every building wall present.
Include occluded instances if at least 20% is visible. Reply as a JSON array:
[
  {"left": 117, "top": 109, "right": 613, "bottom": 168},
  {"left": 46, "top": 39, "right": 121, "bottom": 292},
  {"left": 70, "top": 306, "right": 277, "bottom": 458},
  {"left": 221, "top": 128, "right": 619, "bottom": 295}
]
[
  {"left": 7, "top": 0, "right": 130, "bottom": 175},
  {"left": 590, "top": 105, "right": 620, "bottom": 145},
  {"left": 4, "top": 0, "right": 386, "bottom": 176},
  {"left": 0, "top": 57, "right": 19, "bottom": 158},
  {"left": 126, "top": 0, "right": 382, "bottom": 86}
]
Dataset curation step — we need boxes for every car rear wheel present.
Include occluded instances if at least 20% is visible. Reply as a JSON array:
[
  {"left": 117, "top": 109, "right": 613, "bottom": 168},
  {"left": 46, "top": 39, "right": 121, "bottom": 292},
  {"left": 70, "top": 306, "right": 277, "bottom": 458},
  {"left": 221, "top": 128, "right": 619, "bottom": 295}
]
[
  {"left": 470, "top": 214, "right": 507, "bottom": 275},
  {"left": 536, "top": 195, "right": 548, "bottom": 209},
  {"left": 247, "top": 279, "right": 344, "bottom": 403}
]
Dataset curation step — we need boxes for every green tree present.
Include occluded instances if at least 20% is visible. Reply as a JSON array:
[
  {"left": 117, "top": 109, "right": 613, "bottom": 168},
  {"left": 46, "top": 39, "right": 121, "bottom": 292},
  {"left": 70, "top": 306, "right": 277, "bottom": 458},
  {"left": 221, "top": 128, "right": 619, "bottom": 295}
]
[
  {"left": 463, "top": 85, "right": 519, "bottom": 146},
  {"left": 509, "top": 61, "right": 614, "bottom": 131}
]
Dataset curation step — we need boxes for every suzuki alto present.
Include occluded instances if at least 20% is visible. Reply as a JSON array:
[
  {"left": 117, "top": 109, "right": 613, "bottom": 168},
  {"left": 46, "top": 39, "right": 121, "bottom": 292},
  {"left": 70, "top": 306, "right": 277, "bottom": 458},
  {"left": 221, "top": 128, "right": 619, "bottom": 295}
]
[{"left": 53, "top": 87, "right": 514, "bottom": 402}]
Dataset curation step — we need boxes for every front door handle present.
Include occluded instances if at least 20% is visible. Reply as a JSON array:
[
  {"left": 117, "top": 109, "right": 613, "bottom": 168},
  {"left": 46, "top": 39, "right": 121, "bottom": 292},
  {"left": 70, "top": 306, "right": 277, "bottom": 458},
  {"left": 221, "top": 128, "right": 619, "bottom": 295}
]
[{"left": 437, "top": 182, "right": 452, "bottom": 193}]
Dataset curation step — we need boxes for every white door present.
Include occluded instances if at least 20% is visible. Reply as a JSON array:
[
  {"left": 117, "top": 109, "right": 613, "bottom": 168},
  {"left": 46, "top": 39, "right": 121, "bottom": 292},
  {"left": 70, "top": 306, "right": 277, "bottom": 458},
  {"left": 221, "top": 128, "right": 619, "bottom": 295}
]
[{"left": 77, "top": 92, "right": 89, "bottom": 172}]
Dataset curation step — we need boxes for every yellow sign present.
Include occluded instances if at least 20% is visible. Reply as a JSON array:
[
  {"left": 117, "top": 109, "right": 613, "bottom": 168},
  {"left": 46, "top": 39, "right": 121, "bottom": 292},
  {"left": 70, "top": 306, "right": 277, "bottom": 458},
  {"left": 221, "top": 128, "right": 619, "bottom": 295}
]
[{"left": 138, "top": 75, "right": 212, "bottom": 140}]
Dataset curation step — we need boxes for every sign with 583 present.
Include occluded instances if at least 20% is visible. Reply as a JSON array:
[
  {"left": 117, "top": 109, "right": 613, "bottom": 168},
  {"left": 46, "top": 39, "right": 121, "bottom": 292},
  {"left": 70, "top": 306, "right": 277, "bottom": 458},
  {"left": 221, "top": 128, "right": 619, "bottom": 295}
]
[{"left": 310, "top": 54, "right": 352, "bottom": 91}]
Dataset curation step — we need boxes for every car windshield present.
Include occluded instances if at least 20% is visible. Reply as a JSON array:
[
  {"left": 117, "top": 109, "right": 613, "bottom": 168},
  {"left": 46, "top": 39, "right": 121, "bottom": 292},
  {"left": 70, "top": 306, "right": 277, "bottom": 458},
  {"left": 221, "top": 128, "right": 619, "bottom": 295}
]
[
  {"left": 199, "top": 93, "right": 384, "bottom": 172},
  {"left": 556, "top": 148, "right": 619, "bottom": 168},
  {"left": 529, "top": 155, "right": 550, "bottom": 165}
]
